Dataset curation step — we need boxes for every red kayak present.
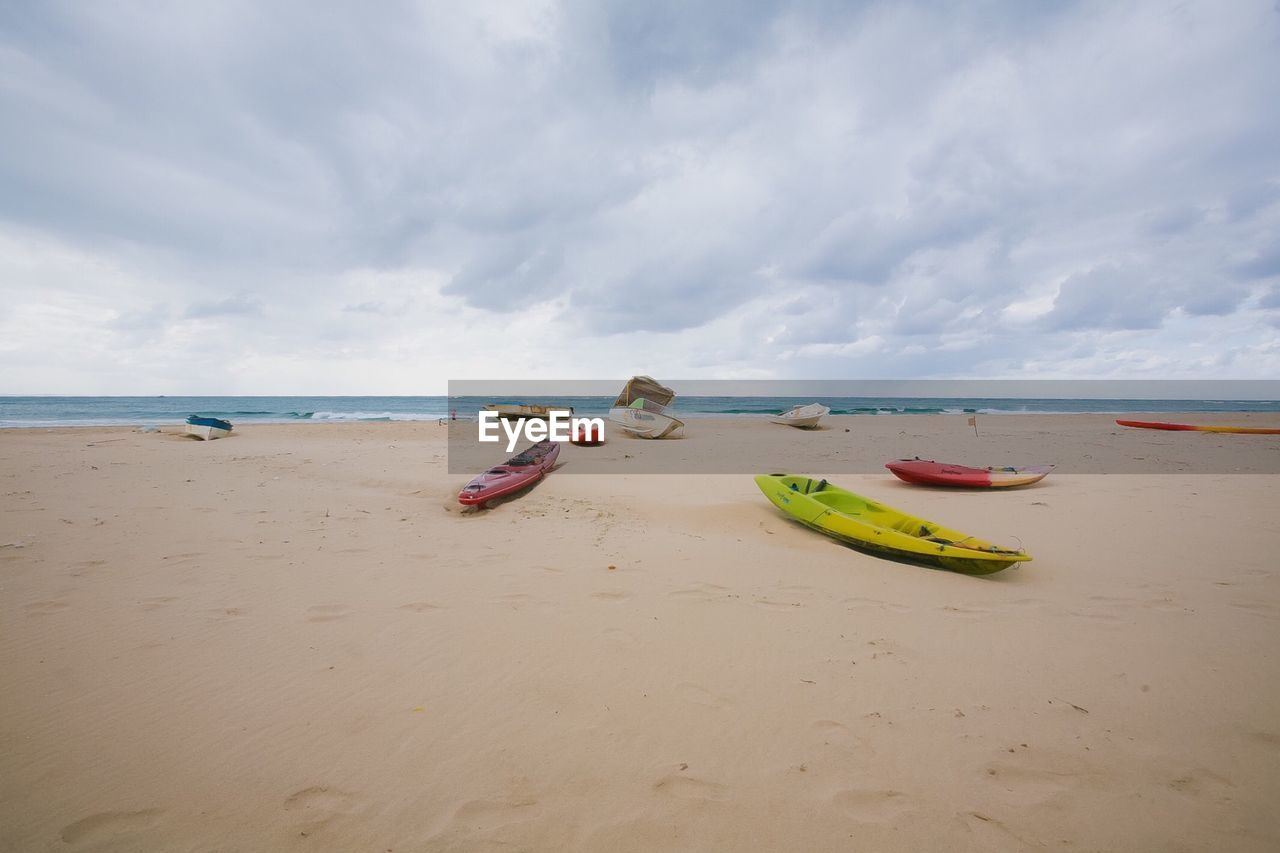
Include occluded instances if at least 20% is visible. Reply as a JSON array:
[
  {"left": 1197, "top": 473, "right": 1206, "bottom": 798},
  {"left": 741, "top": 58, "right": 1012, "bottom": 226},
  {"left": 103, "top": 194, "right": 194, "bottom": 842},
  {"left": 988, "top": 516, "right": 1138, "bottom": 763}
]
[
  {"left": 886, "top": 458, "right": 1054, "bottom": 488},
  {"left": 1116, "top": 419, "right": 1280, "bottom": 435},
  {"left": 458, "top": 440, "right": 560, "bottom": 507}
]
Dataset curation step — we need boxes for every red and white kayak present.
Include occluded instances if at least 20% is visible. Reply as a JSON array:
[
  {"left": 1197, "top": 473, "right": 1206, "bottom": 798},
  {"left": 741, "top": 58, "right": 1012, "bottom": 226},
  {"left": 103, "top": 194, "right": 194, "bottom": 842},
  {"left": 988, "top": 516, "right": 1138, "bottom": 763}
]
[
  {"left": 886, "top": 458, "right": 1055, "bottom": 488},
  {"left": 458, "top": 440, "right": 560, "bottom": 507},
  {"left": 1115, "top": 419, "right": 1280, "bottom": 435}
]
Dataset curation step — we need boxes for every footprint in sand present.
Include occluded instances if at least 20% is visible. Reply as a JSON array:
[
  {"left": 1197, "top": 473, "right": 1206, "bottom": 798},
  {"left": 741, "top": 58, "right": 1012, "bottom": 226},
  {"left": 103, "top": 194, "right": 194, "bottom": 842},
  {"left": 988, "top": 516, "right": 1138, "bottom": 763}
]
[
  {"left": 958, "top": 811, "right": 1036, "bottom": 846},
  {"left": 668, "top": 582, "right": 732, "bottom": 603},
  {"left": 591, "top": 590, "right": 633, "bottom": 601},
  {"left": 1167, "top": 767, "right": 1235, "bottom": 796},
  {"left": 813, "top": 720, "right": 851, "bottom": 744},
  {"left": 675, "top": 682, "right": 732, "bottom": 709},
  {"left": 60, "top": 809, "right": 164, "bottom": 844},
  {"left": 283, "top": 785, "right": 356, "bottom": 812},
  {"left": 399, "top": 601, "right": 444, "bottom": 612},
  {"left": 1245, "top": 730, "right": 1280, "bottom": 750},
  {"left": 426, "top": 794, "right": 540, "bottom": 840},
  {"left": 981, "top": 760, "right": 1083, "bottom": 806},
  {"left": 863, "top": 637, "right": 911, "bottom": 664},
  {"left": 846, "top": 597, "right": 910, "bottom": 614},
  {"left": 831, "top": 788, "right": 913, "bottom": 821},
  {"left": 1064, "top": 608, "right": 1127, "bottom": 623},
  {"left": 1227, "top": 600, "right": 1278, "bottom": 620},
  {"left": 753, "top": 597, "right": 804, "bottom": 611},
  {"left": 938, "top": 604, "right": 993, "bottom": 618},
  {"left": 283, "top": 786, "right": 359, "bottom": 834},
  {"left": 1089, "top": 594, "right": 1185, "bottom": 614},
  {"left": 24, "top": 600, "right": 69, "bottom": 616},
  {"left": 602, "top": 627, "right": 638, "bottom": 645},
  {"left": 202, "top": 607, "right": 245, "bottom": 621},
  {"left": 140, "top": 596, "right": 178, "bottom": 611},
  {"left": 451, "top": 795, "right": 539, "bottom": 826},
  {"left": 69, "top": 559, "right": 106, "bottom": 577},
  {"left": 305, "top": 605, "right": 351, "bottom": 623},
  {"left": 653, "top": 773, "right": 730, "bottom": 802}
]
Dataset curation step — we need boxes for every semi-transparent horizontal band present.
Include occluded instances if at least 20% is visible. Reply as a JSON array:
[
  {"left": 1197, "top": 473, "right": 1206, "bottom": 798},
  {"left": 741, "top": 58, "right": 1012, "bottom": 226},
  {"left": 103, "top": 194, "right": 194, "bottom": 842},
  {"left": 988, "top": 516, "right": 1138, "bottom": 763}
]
[{"left": 445, "top": 380, "right": 1280, "bottom": 475}]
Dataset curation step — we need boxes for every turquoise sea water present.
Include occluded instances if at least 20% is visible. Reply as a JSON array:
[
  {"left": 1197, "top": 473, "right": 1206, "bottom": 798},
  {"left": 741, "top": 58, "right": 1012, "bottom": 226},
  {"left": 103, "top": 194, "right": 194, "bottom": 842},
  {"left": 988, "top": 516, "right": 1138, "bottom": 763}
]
[{"left": 2, "top": 396, "right": 1279, "bottom": 427}]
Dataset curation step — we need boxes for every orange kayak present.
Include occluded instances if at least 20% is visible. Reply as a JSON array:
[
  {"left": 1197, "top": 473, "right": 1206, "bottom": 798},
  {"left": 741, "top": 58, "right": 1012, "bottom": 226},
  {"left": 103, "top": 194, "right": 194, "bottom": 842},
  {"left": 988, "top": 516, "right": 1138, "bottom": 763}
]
[{"left": 1116, "top": 419, "right": 1280, "bottom": 435}]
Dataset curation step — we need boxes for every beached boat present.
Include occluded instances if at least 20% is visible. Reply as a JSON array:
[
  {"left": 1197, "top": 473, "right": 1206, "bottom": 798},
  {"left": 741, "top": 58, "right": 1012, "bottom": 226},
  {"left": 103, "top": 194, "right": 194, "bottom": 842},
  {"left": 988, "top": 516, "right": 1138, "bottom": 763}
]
[
  {"left": 569, "top": 421, "right": 605, "bottom": 447},
  {"left": 184, "top": 415, "right": 233, "bottom": 441},
  {"left": 458, "top": 440, "right": 560, "bottom": 508},
  {"left": 755, "top": 474, "right": 1030, "bottom": 574},
  {"left": 609, "top": 376, "right": 684, "bottom": 439},
  {"left": 770, "top": 403, "right": 830, "bottom": 429},
  {"left": 1115, "top": 419, "right": 1280, "bottom": 435},
  {"left": 885, "top": 459, "right": 1054, "bottom": 488},
  {"left": 483, "top": 403, "right": 573, "bottom": 420}
]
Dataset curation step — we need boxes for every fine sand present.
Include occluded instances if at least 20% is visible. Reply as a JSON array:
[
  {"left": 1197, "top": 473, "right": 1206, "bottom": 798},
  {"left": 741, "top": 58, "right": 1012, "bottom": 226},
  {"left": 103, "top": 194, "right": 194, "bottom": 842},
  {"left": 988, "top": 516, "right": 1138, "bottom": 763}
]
[{"left": 2, "top": 420, "right": 1279, "bottom": 851}]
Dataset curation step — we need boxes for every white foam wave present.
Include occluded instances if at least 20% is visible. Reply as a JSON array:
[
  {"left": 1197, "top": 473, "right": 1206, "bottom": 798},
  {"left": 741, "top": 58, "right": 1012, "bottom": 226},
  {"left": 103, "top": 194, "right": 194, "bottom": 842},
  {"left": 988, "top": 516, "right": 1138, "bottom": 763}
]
[{"left": 307, "top": 410, "right": 444, "bottom": 421}]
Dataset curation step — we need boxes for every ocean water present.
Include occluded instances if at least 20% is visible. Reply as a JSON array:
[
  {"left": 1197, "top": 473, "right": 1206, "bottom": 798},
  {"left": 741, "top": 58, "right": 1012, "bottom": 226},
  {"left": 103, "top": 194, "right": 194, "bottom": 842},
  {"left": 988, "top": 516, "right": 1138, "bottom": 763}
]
[{"left": 2, "top": 395, "right": 1279, "bottom": 427}]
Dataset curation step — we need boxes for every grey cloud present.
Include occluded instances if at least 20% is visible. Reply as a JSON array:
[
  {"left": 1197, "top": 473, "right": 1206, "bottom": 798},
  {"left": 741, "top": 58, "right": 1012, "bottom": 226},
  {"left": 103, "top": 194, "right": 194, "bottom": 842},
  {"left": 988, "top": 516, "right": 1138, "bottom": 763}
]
[
  {"left": 798, "top": 208, "right": 993, "bottom": 285},
  {"left": 571, "top": 250, "right": 767, "bottom": 334},
  {"left": 1143, "top": 206, "right": 1205, "bottom": 237},
  {"left": 3, "top": 0, "right": 1280, "bottom": 388},
  {"left": 445, "top": 244, "right": 565, "bottom": 309},
  {"left": 1236, "top": 243, "right": 1280, "bottom": 280},
  {"left": 342, "top": 301, "right": 396, "bottom": 315},
  {"left": 585, "top": 0, "right": 795, "bottom": 91},
  {"left": 109, "top": 302, "right": 172, "bottom": 332},
  {"left": 1180, "top": 284, "right": 1249, "bottom": 317},
  {"left": 1046, "top": 266, "right": 1168, "bottom": 332},
  {"left": 184, "top": 295, "right": 262, "bottom": 319}
]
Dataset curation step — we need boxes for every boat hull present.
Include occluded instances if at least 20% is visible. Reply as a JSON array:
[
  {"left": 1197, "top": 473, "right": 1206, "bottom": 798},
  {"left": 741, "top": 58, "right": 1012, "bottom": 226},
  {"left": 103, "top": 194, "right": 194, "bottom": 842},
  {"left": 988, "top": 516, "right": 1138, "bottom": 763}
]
[
  {"left": 769, "top": 415, "right": 824, "bottom": 428},
  {"left": 770, "top": 404, "right": 830, "bottom": 429},
  {"left": 608, "top": 407, "right": 684, "bottom": 439},
  {"left": 755, "top": 474, "right": 1030, "bottom": 574},
  {"left": 458, "top": 440, "right": 560, "bottom": 507},
  {"left": 886, "top": 459, "right": 1054, "bottom": 488},
  {"left": 1116, "top": 419, "right": 1280, "bottom": 435},
  {"left": 184, "top": 416, "right": 233, "bottom": 441},
  {"left": 184, "top": 424, "right": 231, "bottom": 441}
]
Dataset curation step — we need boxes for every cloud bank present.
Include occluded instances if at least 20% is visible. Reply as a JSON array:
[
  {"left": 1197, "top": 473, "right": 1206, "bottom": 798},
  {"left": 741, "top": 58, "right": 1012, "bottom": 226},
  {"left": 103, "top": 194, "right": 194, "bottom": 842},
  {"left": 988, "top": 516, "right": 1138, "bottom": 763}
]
[{"left": 1, "top": 0, "right": 1278, "bottom": 392}]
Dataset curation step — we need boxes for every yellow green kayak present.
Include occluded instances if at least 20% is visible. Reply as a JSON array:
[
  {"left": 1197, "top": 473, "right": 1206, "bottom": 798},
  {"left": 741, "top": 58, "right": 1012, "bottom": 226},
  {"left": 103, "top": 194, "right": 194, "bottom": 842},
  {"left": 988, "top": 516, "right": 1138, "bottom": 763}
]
[{"left": 755, "top": 474, "right": 1030, "bottom": 575}]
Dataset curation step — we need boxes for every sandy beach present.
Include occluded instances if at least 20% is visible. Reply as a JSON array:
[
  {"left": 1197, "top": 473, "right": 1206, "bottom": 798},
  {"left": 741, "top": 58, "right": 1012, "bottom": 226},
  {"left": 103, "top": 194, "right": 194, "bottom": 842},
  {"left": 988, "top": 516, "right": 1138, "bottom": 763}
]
[{"left": 3, "top": 419, "right": 1279, "bottom": 851}]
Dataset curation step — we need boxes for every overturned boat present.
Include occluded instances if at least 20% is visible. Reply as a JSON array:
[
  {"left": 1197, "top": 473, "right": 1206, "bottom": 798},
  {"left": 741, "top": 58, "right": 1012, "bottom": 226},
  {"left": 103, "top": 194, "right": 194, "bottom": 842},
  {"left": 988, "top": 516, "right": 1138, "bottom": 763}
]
[
  {"left": 770, "top": 403, "right": 830, "bottom": 429},
  {"left": 184, "top": 415, "right": 233, "bottom": 441},
  {"left": 608, "top": 376, "right": 684, "bottom": 439}
]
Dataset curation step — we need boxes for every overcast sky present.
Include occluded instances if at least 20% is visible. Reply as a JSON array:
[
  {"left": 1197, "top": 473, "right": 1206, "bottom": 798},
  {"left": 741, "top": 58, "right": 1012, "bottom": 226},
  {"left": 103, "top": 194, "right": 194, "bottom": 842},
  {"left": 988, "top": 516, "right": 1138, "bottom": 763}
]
[{"left": 2, "top": 0, "right": 1278, "bottom": 394}]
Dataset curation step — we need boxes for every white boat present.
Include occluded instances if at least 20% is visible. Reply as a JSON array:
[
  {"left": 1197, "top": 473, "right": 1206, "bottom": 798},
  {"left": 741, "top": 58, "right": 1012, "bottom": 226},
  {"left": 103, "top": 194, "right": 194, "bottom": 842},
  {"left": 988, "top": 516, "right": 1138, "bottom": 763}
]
[
  {"left": 608, "top": 376, "right": 684, "bottom": 439},
  {"left": 770, "top": 403, "right": 830, "bottom": 429},
  {"left": 184, "top": 415, "right": 233, "bottom": 440}
]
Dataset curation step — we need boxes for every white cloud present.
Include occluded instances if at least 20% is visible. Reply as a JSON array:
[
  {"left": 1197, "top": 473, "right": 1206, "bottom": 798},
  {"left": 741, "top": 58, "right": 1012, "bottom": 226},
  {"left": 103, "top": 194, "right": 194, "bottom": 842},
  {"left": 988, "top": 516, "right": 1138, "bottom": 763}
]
[{"left": 1, "top": 0, "right": 1278, "bottom": 392}]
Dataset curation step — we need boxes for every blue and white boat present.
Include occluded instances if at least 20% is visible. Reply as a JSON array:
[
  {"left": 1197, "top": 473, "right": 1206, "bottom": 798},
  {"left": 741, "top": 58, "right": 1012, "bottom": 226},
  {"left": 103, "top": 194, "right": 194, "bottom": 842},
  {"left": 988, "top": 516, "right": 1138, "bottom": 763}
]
[{"left": 184, "top": 415, "right": 233, "bottom": 441}]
